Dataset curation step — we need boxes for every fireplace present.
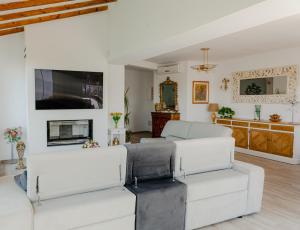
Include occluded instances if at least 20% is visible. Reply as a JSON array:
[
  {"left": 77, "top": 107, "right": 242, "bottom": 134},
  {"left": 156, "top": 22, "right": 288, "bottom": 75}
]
[{"left": 47, "top": 120, "right": 93, "bottom": 146}]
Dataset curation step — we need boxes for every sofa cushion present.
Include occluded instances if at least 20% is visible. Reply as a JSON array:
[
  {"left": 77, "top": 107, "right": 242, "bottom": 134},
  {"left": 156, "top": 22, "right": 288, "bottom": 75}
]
[
  {"left": 178, "top": 169, "right": 248, "bottom": 202},
  {"left": 165, "top": 136, "right": 185, "bottom": 141},
  {"left": 124, "top": 142, "right": 176, "bottom": 184},
  {"left": 34, "top": 187, "right": 136, "bottom": 230},
  {"left": 27, "top": 146, "right": 127, "bottom": 202},
  {"left": 0, "top": 176, "right": 33, "bottom": 230},
  {"left": 187, "top": 122, "right": 232, "bottom": 139},
  {"left": 161, "top": 120, "right": 191, "bottom": 138},
  {"left": 174, "top": 137, "right": 235, "bottom": 176}
]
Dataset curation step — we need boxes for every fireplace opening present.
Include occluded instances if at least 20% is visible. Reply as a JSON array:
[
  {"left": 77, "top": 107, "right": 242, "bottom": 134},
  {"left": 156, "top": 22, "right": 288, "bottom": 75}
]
[{"left": 47, "top": 120, "right": 93, "bottom": 146}]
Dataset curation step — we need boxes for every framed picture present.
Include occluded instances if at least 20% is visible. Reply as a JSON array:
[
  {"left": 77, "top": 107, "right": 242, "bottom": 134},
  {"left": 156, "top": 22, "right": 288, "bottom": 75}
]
[{"left": 192, "top": 81, "right": 209, "bottom": 104}]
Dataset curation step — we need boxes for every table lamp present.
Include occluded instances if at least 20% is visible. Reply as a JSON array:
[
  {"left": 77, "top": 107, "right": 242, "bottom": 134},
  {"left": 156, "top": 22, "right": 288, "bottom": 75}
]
[{"left": 208, "top": 103, "right": 219, "bottom": 124}]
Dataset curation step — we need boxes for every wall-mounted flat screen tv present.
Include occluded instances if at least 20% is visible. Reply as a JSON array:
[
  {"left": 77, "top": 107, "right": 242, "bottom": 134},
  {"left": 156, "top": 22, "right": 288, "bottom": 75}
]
[{"left": 35, "top": 69, "right": 103, "bottom": 110}]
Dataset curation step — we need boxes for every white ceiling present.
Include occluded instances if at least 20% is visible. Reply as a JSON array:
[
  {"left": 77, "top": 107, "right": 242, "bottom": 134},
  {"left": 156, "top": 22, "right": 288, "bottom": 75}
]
[{"left": 147, "top": 14, "right": 300, "bottom": 64}]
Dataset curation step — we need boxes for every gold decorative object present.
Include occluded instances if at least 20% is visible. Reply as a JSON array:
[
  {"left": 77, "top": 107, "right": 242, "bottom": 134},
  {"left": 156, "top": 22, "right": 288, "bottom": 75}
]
[
  {"left": 208, "top": 103, "right": 219, "bottom": 124},
  {"left": 191, "top": 48, "right": 217, "bottom": 72},
  {"left": 232, "top": 65, "right": 297, "bottom": 104},
  {"left": 155, "top": 103, "right": 162, "bottom": 112},
  {"left": 82, "top": 140, "right": 100, "bottom": 148},
  {"left": 220, "top": 78, "right": 230, "bottom": 91},
  {"left": 192, "top": 81, "right": 209, "bottom": 104},
  {"left": 16, "top": 141, "right": 26, "bottom": 170},
  {"left": 112, "top": 137, "right": 120, "bottom": 146},
  {"left": 160, "top": 77, "right": 178, "bottom": 111},
  {"left": 269, "top": 114, "right": 281, "bottom": 122}
]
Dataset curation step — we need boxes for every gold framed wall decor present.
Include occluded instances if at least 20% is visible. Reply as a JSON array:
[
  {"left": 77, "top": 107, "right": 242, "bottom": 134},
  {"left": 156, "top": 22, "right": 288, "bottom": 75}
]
[
  {"left": 160, "top": 77, "right": 178, "bottom": 111},
  {"left": 192, "top": 81, "right": 209, "bottom": 104},
  {"left": 232, "top": 65, "right": 298, "bottom": 104}
]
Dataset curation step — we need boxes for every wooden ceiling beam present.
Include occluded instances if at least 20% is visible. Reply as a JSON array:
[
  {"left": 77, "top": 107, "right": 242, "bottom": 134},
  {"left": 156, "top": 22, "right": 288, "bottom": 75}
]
[
  {"left": 0, "top": 27, "right": 24, "bottom": 36},
  {"left": 0, "top": 6, "right": 108, "bottom": 30},
  {"left": 0, "top": 0, "right": 73, "bottom": 11},
  {"left": 0, "top": 0, "right": 116, "bottom": 21}
]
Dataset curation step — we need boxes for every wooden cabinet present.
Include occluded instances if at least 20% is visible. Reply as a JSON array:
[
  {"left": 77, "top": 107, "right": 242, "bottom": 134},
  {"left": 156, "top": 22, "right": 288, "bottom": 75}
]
[
  {"left": 232, "top": 127, "right": 248, "bottom": 148},
  {"left": 249, "top": 129, "right": 270, "bottom": 153},
  {"left": 216, "top": 118, "right": 299, "bottom": 164},
  {"left": 269, "top": 132, "right": 293, "bottom": 157},
  {"left": 249, "top": 129, "right": 294, "bottom": 157},
  {"left": 151, "top": 112, "right": 180, "bottom": 138}
]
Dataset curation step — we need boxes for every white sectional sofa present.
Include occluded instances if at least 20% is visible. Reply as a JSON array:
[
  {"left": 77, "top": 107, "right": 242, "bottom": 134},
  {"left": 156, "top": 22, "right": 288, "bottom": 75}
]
[
  {"left": 141, "top": 120, "right": 232, "bottom": 143},
  {"left": 0, "top": 137, "right": 264, "bottom": 230},
  {"left": 1, "top": 146, "right": 136, "bottom": 230},
  {"left": 175, "top": 137, "right": 264, "bottom": 230}
]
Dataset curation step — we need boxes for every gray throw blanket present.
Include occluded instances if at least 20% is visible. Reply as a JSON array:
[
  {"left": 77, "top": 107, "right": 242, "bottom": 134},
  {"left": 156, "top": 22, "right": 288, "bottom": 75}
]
[{"left": 125, "top": 142, "right": 187, "bottom": 230}]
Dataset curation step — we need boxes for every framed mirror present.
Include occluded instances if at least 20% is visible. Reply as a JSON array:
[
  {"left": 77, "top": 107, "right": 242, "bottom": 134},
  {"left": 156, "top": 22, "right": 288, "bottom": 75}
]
[
  {"left": 232, "top": 65, "right": 297, "bottom": 104},
  {"left": 160, "top": 77, "right": 178, "bottom": 111}
]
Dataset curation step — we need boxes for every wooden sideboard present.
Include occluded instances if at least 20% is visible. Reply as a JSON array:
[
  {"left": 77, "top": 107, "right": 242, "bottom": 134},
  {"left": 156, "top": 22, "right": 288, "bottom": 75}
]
[
  {"left": 151, "top": 112, "right": 180, "bottom": 138},
  {"left": 216, "top": 118, "right": 300, "bottom": 164}
]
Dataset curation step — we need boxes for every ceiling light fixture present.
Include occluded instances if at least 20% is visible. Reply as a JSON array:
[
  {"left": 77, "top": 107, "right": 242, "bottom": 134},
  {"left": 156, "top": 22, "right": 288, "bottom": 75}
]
[{"left": 191, "top": 48, "right": 216, "bottom": 72}]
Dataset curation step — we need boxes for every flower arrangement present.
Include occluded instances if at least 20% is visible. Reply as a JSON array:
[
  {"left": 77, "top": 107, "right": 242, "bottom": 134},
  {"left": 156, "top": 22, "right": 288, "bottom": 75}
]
[
  {"left": 4, "top": 127, "right": 22, "bottom": 143},
  {"left": 110, "top": 112, "right": 122, "bottom": 128},
  {"left": 82, "top": 140, "right": 100, "bottom": 148}
]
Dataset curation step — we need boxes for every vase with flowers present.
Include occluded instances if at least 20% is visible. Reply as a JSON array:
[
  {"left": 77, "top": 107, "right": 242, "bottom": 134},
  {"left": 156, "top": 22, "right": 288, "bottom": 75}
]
[
  {"left": 3, "top": 127, "right": 22, "bottom": 164},
  {"left": 110, "top": 112, "right": 122, "bottom": 128}
]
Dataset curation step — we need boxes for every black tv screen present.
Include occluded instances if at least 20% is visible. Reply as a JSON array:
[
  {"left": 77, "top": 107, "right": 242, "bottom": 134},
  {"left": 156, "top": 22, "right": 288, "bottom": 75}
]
[{"left": 35, "top": 69, "right": 103, "bottom": 110}]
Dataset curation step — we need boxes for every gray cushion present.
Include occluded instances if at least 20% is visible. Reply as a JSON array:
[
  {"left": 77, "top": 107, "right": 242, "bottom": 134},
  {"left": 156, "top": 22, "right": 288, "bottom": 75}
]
[
  {"left": 126, "top": 179, "right": 186, "bottom": 230},
  {"left": 161, "top": 120, "right": 191, "bottom": 139},
  {"left": 125, "top": 142, "right": 176, "bottom": 184}
]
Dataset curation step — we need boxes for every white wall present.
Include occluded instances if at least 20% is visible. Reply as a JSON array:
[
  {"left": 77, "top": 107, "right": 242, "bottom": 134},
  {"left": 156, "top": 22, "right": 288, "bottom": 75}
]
[
  {"left": 0, "top": 34, "right": 26, "bottom": 160},
  {"left": 153, "top": 46, "right": 300, "bottom": 124},
  {"left": 185, "top": 61, "right": 215, "bottom": 122},
  {"left": 125, "top": 67, "right": 154, "bottom": 132},
  {"left": 24, "top": 13, "right": 124, "bottom": 154},
  {"left": 108, "top": 64, "right": 125, "bottom": 128},
  {"left": 211, "top": 46, "right": 300, "bottom": 122}
]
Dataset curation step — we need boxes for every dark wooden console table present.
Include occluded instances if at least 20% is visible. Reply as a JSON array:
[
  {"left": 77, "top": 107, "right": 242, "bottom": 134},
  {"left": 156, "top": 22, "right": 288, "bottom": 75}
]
[{"left": 151, "top": 112, "right": 180, "bottom": 138}]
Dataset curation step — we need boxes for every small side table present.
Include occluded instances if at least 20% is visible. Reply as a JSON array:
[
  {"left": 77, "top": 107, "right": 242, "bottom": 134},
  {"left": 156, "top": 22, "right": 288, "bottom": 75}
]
[
  {"left": 0, "top": 161, "right": 25, "bottom": 177},
  {"left": 108, "top": 128, "right": 126, "bottom": 146}
]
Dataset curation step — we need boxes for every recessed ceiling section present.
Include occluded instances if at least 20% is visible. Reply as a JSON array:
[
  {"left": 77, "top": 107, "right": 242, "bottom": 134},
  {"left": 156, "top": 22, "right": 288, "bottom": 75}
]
[{"left": 147, "top": 14, "right": 300, "bottom": 64}]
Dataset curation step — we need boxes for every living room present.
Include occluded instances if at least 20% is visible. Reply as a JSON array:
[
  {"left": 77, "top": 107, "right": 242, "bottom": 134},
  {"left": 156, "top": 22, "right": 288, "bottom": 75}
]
[{"left": 0, "top": 0, "right": 299, "bottom": 230}]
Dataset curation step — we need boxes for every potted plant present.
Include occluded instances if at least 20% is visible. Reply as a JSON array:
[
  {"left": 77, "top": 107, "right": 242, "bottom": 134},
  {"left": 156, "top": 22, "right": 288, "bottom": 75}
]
[
  {"left": 218, "top": 107, "right": 235, "bottom": 119},
  {"left": 124, "top": 88, "right": 132, "bottom": 143}
]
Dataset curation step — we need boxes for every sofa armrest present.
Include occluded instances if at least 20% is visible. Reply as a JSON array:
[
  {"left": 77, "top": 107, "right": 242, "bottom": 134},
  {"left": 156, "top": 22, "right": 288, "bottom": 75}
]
[
  {"left": 0, "top": 176, "right": 33, "bottom": 230},
  {"left": 140, "top": 138, "right": 166, "bottom": 143},
  {"left": 232, "top": 160, "right": 265, "bottom": 215}
]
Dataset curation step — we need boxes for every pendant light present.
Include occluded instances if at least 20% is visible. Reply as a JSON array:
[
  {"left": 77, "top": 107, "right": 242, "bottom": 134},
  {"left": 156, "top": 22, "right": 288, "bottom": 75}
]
[{"left": 191, "top": 48, "right": 216, "bottom": 72}]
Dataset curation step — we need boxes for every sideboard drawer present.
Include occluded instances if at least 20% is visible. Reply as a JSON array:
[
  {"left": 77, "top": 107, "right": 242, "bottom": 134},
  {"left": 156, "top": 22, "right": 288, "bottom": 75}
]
[
  {"left": 250, "top": 123, "right": 269, "bottom": 129},
  {"left": 271, "top": 125, "right": 294, "bottom": 132},
  {"left": 217, "top": 119, "right": 231, "bottom": 125},
  {"left": 232, "top": 121, "right": 249, "bottom": 127}
]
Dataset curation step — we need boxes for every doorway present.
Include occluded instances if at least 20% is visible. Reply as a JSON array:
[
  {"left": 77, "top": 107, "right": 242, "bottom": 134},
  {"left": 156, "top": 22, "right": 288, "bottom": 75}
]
[{"left": 125, "top": 66, "right": 154, "bottom": 143}]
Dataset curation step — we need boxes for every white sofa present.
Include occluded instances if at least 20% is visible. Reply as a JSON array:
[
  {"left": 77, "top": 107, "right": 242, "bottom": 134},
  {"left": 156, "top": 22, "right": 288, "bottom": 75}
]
[
  {"left": 0, "top": 137, "right": 264, "bottom": 230},
  {"left": 174, "top": 137, "right": 264, "bottom": 230},
  {"left": 0, "top": 146, "right": 136, "bottom": 230},
  {"left": 141, "top": 120, "right": 232, "bottom": 143}
]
